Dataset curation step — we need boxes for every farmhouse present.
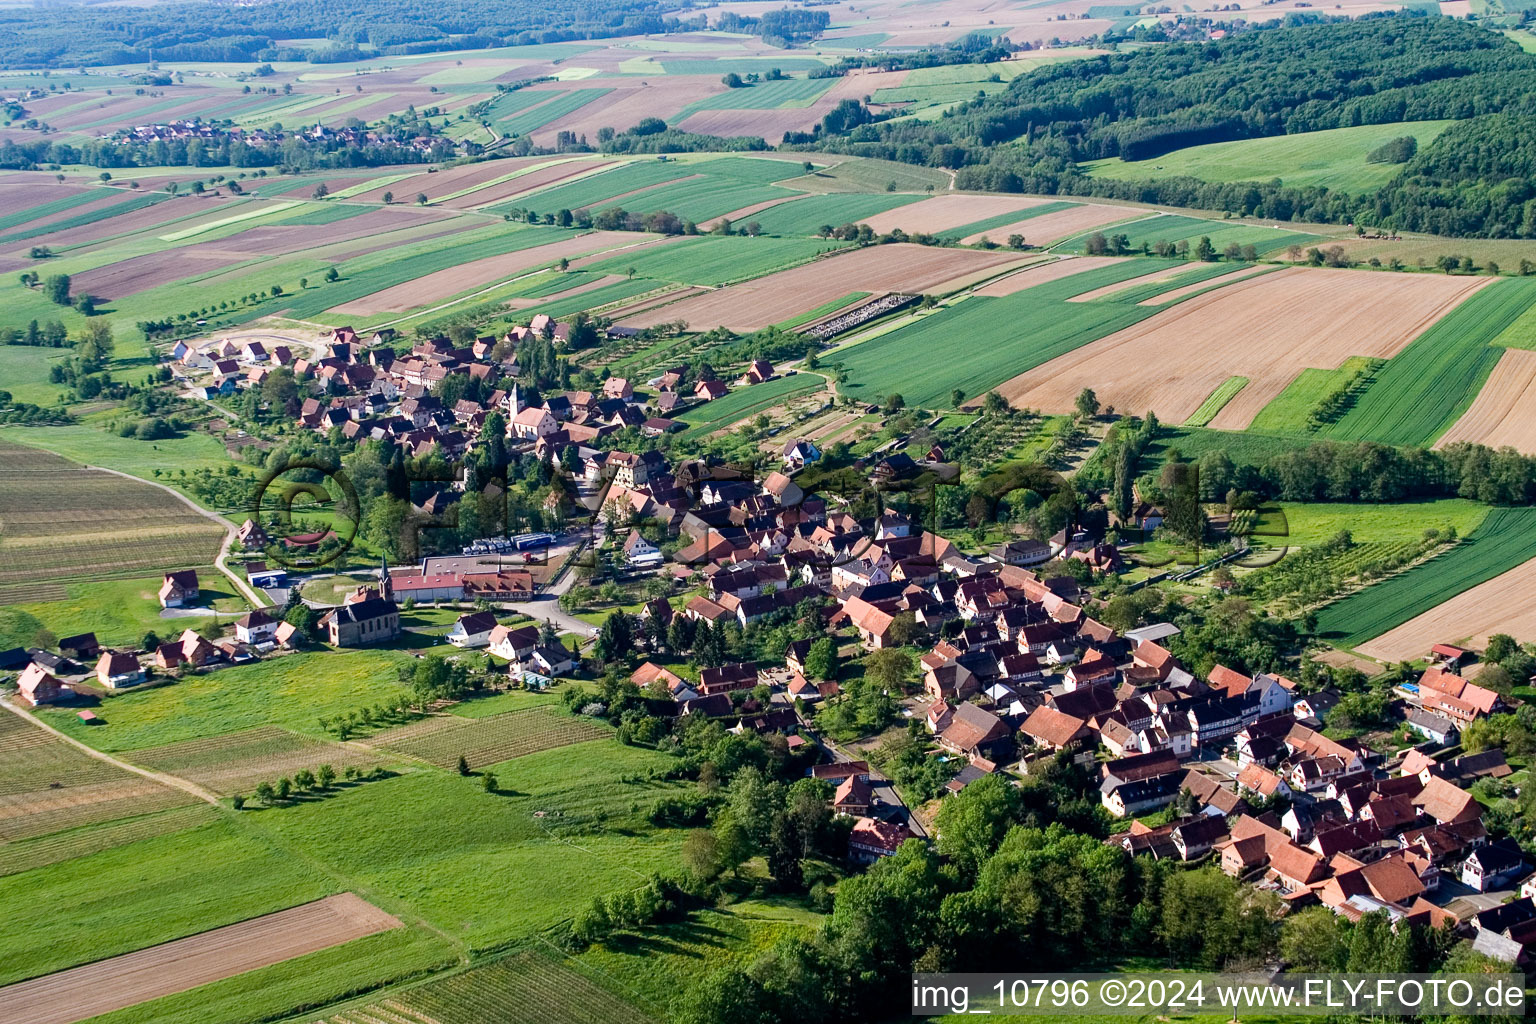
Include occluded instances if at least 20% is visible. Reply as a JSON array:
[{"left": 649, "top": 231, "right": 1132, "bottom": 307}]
[
  {"left": 848, "top": 817, "right": 915, "bottom": 863},
  {"left": 488, "top": 624, "right": 540, "bottom": 661}
]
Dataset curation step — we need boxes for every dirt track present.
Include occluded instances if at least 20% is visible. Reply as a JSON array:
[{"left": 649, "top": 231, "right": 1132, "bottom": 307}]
[
  {"left": 1435, "top": 347, "right": 1536, "bottom": 454},
  {"left": 994, "top": 266, "right": 1489, "bottom": 427},
  {"left": 0, "top": 894, "right": 401, "bottom": 1024},
  {"left": 1357, "top": 555, "right": 1536, "bottom": 662}
]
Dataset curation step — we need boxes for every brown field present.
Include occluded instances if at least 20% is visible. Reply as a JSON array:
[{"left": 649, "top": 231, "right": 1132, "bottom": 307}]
[
  {"left": 1357, "top": 555, "right": 1536, "bottom": 662},
  {"left": 344, "top": 158, "right": 546, "bottom": 204},
  {"left": 506, "top": 272, "right": 629, "bottom": 309},
  {"left": 620, "top": 243, "right": 1031, "bottom": 331},
  {"left": 331, "top": 230, "right": 646, "bottom": 315},
  {"left": 1136, "top": 263, "right": 1275, "bottom": 305},
  {"left": 0, "top": 893, "right": 401, "bottom": 1024},
  {"left": 0, "top": 183, "right": 104, "bottom": 219},
  {"left": 71, "top": 248, "right": 251, "bottom": 299},
  {"left": 1065, "top": 260, "right": 1209, "bottom": 303},
  {"left": 8, "top": 194, "right": 236, "bottom": 252},
  {"left": 212, "top": 206, "right": 457, "bottom": 255},
  {"left": 1314, "top": 648, "right": 1386, "bottom": 677},
  {"left": 972, "top": 255, "right": 1124, "bottom": 297},
  {"left": 860, "top": 193, "right": 1050, "bottom": 236},
  {"left": 994, "top": 266, "right": 1490, "bottom": 427},
  {"left": 529, "top": 78, "right": 728, "bottom": 145},
  {"left": 676, "top": 105, "right": 827, "bottom": 142},
  {"left": 962, "top": 202, "right": 1146, "bottom": 247},
  {"left": 1435, "top": 348, "right": 1536, "bottom": 454},
  {"left": 437, "top": 158, "right": 612, "bottom": 210}
]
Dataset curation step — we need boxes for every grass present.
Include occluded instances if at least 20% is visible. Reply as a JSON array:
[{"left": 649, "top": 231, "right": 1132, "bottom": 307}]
[
  {"left": 376, "top": 951, "right": 654, "bottom": 1024},
  {"left": 1080, "top": 121, "right": 1458, "bottom": 192},
  {"left": 0, "top": 344, "right": 71, "bottom": 405},
  {"left": 1248, "top": 356, "right": 1377, "bottom": 433},
  {"left": 370, "top": 706, "right": 611, "bottom": 770},
  {"left": 0, "top": 816, "right": 336, "bottom": 985},
  {"left": 36, "top": 648, "right": 414, "bottom": 752},
  {"left": 1319, "top": 276, "right": 1536, "bottom": 446},
  {"left": 777, "top": 156, "right": 952, "bottom": 194},
  {"left": 1056, "top": 213, "right": 1325, "bottom": 256},
  {"left": 749, "top": 191, "right": 924, "bottom": 236},
  {"left": 1313, "top": 506, "right": 1536, "bottom": 647},
  {"left": 587, "top": 176, "right": 789, "bottom": 224},
  {"left": 1488, "top": 293, "right": 1536, "bottom": 350},
  {"left": 130, "top": 725, "right": 395, "bottom": 795},
  {"left": 583, "top": 234, "right": 841, "bottom": 287},
  {"left": 678, "top": 373, "right": 827, "bottom": 432},
  {"left": 1182, "top": 376, "right": 1249, "bottom": 427},
  {"left": 505, "top": 161, "right": 695, "bottom": 214},
  {"left": 832, "top": 259, "right": 1186, "bottom": 408},
  {"left": 0, "top": 425, "right": 238, "bottom": 475},
  {"left": 0, "top": 574, "right": 239, "bottom": 649},
  {"left": 536, "top": 277, "right": 660, "bottom": 319},
  {"left": 0, "top": 188, "right": 105, "bottom": 232},
  {"left": 257, "top": 740, "right": 687, "bottom": 951},
  {"left": 0, "top": 804, "right": 219, "bottom": 879},
  {"left": 1145, "top": 425, "right": 1316, "bottom": 466},
  {"left": 1276, "top": 499, "right": 1492, "bottom": 549}
]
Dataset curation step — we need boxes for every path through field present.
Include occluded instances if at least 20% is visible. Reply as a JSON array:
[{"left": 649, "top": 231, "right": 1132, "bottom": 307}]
[{"left": 0, "top": 894, "right": 400, "bottom": 1024}]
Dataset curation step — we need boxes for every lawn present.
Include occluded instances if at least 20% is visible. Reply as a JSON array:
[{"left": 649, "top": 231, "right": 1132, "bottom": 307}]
[
  {"left": 678, "top": 372, "right": 828, "bottom": 433},
  {"left": 1319, "top": 276, "right": 1536, "bottom": 446},
  {"left": 584, "top": 234, "right": 841, "bottom": 287},
  {"left": 1248, "top": 356, "right": 1377, "bottom": 434},
  {"left": 0, "top": 573, "right": 244, "bottom": 650},
  {"left": 832, "top": 259, "right": 1185, "bottom": 408},
  {"left": 0, "top": 816, "right": 337, "bottom": 985},
  {"left": 1080, "top": 121, "right": 1458, "bottom": 192},
  {"left": 256, "top": 740, "right": 688, "bottom": 951},
  {"left": 37, "top": 648, "right": 413, "bottom": 752},
  {"left": 0, "top": 424, "right": 236, "bottom": 476},
  {"left": 749, "top": 192, "right": 924, "bottom": 236},
  {"left": 0, "top": 344, "right": 71, "bottom": 405},
  {"left": 1055, "top": 213, "right": 1325, "bottom": 256},
  {"left": 1183, "top": 376, "right": 1249, "bottom": 427},
  {"left": 1313, "top": 506, "right": 1536, "bottom": 647}
]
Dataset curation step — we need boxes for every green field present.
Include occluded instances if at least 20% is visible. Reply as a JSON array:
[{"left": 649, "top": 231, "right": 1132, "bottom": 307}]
[
  {"left": 832, "top": 259, "right": 1189, "bottom": 408},
  {"left": 679, "top": 77, "right": 836, "bottom": 114},
  {"left": 658, "top": 58, "right": 830, "bottom": 75},
  {"left": 749, "top": 191, "right": 924, "bottom": 236},
  {"left": 0, "top": 424, "right": 237, "bottom": 476},
  {"left": 0, "top": 191, "right": 175, "bottom": 245},
  {"left": 0, "top": 187, "right": 107, "bottom": 233},
  {"left": 535, "top": 277, "right": 659, "bottom": 318},
  {"left": 584, "top": 234, "right": 840, "bottom": 286},
  {"left": 1080, "top": 121, "right": 1458, "bottom": 192},
  {"left": 1319, "top": 276, "right": 1536, "bottom": 446},
  {"left": 0, "top": 574, "right": 245, "bottom": 650},
  {"left": 37, "top": 649, "right": 413, "bottom": 751},
  {"left": 505, "top": 161, "right": 694, "bottom": 213},
  {"left": 498, "top": 88, "right": 614, "bottom": 138},
  {"left": 678, "top": 372, "right": 828, "bottom": 432},
  {"left": 1057, "top": 213, "right": 1325, "bottom": 256},
  {"left": 777, "top": 156, "right": 952, "bottom": 194},
  {"left": 1248, "top": 356, "right": 1377, "bottom": 434},
  {"left": 1488, "top": 293, "right": 1536, "bottom": 350},
  {"left": 1183, "top": 376, "right": 1249, "bottom": 427},
  {"left": 1313, "top": 506, "right": 1536, "bottom": 647},
  {"left": 1276, "top": 499, "right": 1492, "bottom": 549}
]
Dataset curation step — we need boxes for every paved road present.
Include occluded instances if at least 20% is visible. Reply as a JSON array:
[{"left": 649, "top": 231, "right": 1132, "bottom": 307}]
[{"left": 81, "top": 466, "right": 267, "bottom": 609}]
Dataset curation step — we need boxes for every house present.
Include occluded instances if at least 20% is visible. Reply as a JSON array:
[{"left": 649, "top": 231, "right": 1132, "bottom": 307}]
[
  {"left": 843, "top": 596, "right": 895, "bottom": 649},
  {"left": 236, "top": 519, "right": 269, "bottom": 548},
  {"left": 95, "top": 651, "right": 145, "bottom": 689},
  {"left": 158, "top": 569, "right": 200, "bottom": 608},
  {"left": 234, "top": 608, "right": 280, "bottom": 645},
  {"left": 699, "top": 662, "right": 757, "bottom": 695},
  {"left": 1102, "top": 771, "right": 1184, "bottom": 818},
  {"left": 1462, "top": 840, "right": 1528, "bottom": 893},
  {"left": 447, "top": 610, "right": 500, "bottom": 648},
  {"left": 322, "top": 598, "right": 400, "bottom": 647},
  {"left": 1236, "top": 763, "right": 1292, "bottom": 802},
  {"left": 16, "top": 662, "right": 72, "bottom": 705},
  {"left": 1172, "top": 814, "right": 1231, "bottom": 860},
  {"left": 833, "top": 774, "right": 875, "bottom": 816},
  {"left": 632, "top": 661, "right": 686, "bottom": 695},
  {"left": 274, "top": 621, "right": 299, "bottom": 648},
  {"left": 512, "top": 406, "right": 558, "bottom": 439},
  {"left": 1020, "top": 705, "right": 1090, "bottom": 752},
  {"left": 529, "top": 644, "right": 576, "bottom": 676},
  {"left": 1405, "top": 709, "right": 1460, "bottom": 746},
  {"left": 782, "top": 438, "right": 821, "bottom": 471},
  {"left": 622, "top": 530, "right": 664, "bottom": 568},
  {"left": 694, "top": 379, "right": 728, "bottom": 401},
  {"left": 745, "top": 359, "right": 774, "bottom": 384},
  {"left": 935, "top": 703, "right": 1011, "bottom": 760},
  {"left": 848, "top": 817, "right": 915, "bottom": 863},
  {"left": 488, "top": 624, "right": 541, "bottom": 661},
  {"left": 59, "top": 633, "right": 101, "bottom": 660}
]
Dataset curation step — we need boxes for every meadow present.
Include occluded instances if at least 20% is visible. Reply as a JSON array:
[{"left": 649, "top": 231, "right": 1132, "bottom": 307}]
[
  {"left": 1275, "top": 499, "right": 1491, "bottom": 549},
  {"left": 0, "top": 574, "right": 241, "bottom": 650},
  {"left": 1183, "top": 376, "right": 1250, "bottom": 427},
  {"left": 130, "top": 725, "right": 395, "bottom": 795},
  {"left": 1248, "top": 356, "right": 1377, "bottom": 434},
  {"left": 496, "top": 88, "right": 615, "bottom": 138},
  {"left": 37, "top": 648, "right": 414, "bottom": 752},
  {"left": 370, "top": 706, "right": 610, "bottom": 770},
  {"left": 1319, "top": 275, "right": 1536, "bottom": 446},
  {"left": 678, "top": 373, "right": 828, "bottom": 433},
  {"left": 832, "top": 259, "right": 1184, "bottom": 409},
  {"left": 1312, "top": 506, "right": 1536, "bottom": 647},
  {"left": 1057, "top": 214, "right": 1326, "bottom": 256},
  {"left": 1080, "top": 121, "right": 1458, "bottom": 192}
]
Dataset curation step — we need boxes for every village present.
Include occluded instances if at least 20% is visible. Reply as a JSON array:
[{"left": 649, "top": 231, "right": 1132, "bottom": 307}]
[{"left": 7, "top": 305, "right": 1536, "bottom": 973}]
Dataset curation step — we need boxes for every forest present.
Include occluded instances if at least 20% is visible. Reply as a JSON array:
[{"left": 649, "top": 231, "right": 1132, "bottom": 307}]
[
  {"left": 803, "top": 15, "right": 1536, "bottom": 237},
  {"left": 0, "top": 0, "right": 699, "bottom": 66}
]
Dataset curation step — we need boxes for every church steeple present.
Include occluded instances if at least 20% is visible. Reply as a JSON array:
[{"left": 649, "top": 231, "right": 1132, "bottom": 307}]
[{"left": 380, "top": 554, "right": 392, "bottom": 601}]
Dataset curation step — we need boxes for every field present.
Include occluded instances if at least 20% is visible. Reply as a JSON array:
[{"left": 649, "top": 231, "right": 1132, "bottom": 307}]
[
  {"left": 129, "top": 726, "right": 395, "bottom": 795},
  {"left": 1313, "top": 507, "right": 1536, "bottom": 649},
  {"left": 678, "top": 373, "right": 829, "bottom": 433},
  {"left": 335, "top": 952, "right": 654, "bottom": 1024},
  {"left": 1080, "top": 121, "right": 1458, "bottom": 191},
  {"left": 960, "top": 202, "right": 1146, "bottom": 246},
  {"left": 0, "top": 894, "right": 402, "bottom": 1024},
  {"left": 368, "top": 706, "right": 610, "bottom": 770},
  {"left": 856, "top": 193, "right": 1052, "bottom": 235},
  {"left": 0, "top": 574, "right": 247, "bottom": 653},
  {"left": 1357, "top": 555, "right": 1536, "bottom": 661},
  {"left": 620, "top": 243, "right": 1027, "bottom": 333},
  {"left": 37, "top": 649, "right": 413, "bottom": 752},
  {"left": 582, "top": 233, "right": 840, "bottom": 287},
  {"left": 0, "top": 803, "right": 218, "bottom": 879},
  {"left": 0, "top": 440, "right": 226, "bottom": 604},
  {"left": 1183, "top": 376, "right": 1250, "bottom": 427},
  {"left": 1247, "top": 356, "right": 1378, "bottom": 434},
  {"left": 1057, "top": 213, "right": 1326, "bottom": 256},
  {"left": 748, "top": 191, "right": 924, "bottom": 236},
  {"left": 0, "top": 708, "right": 198, "bottom": 844},
  {"left": 1433, "top": 347, "right": 1536, "bottom": 454},
  {"left": 994, "top": 266, "right": 1489, "bottom": 428},
  {"left": 1319, "top": 275, "right": 1536, "bottom": 446},
  {"left": 1276, "top": 499, "right": 1491, "bottom": 549},
  {"left": 832, "top": 258, "right": 1195, "bottom": 410}
]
